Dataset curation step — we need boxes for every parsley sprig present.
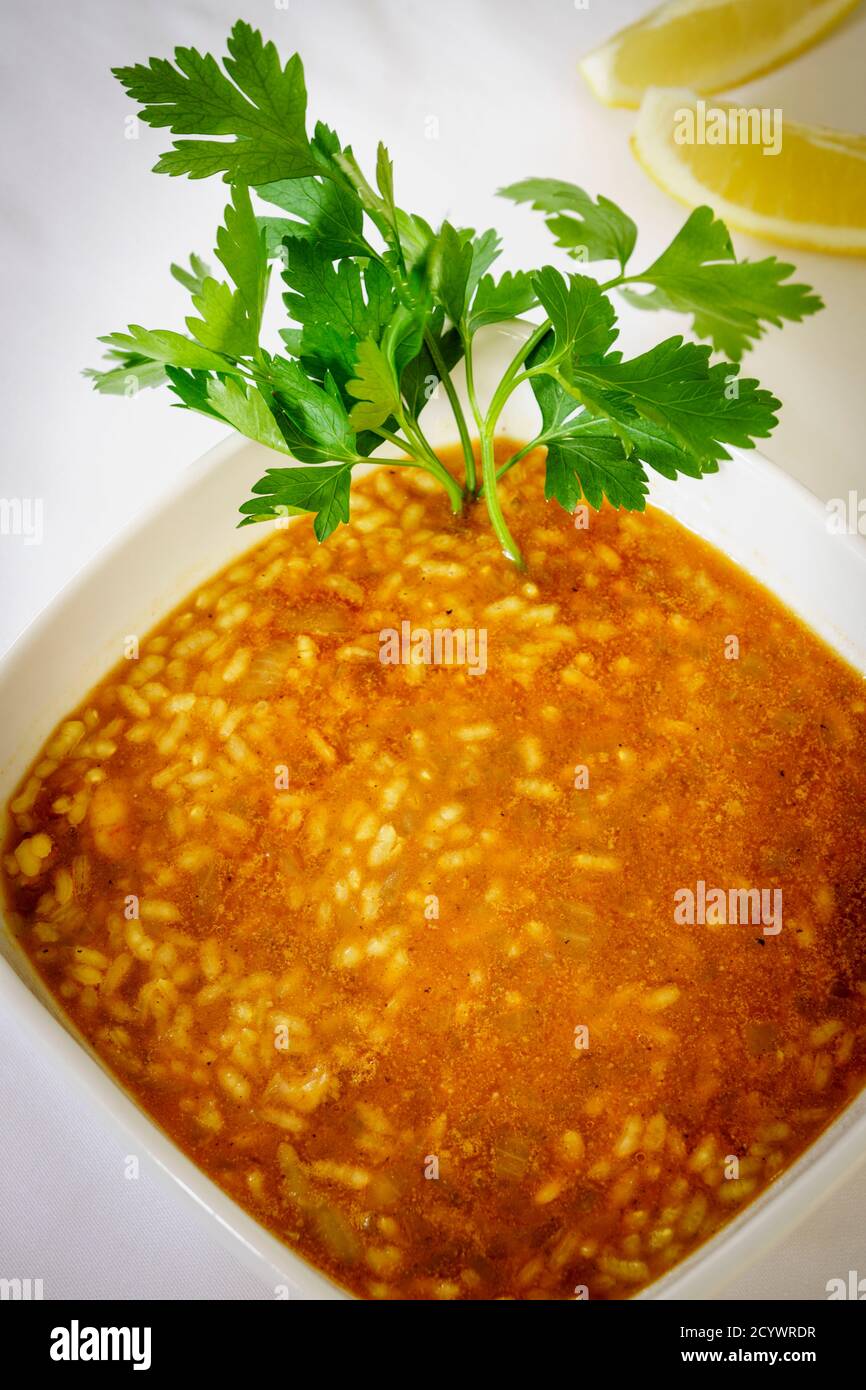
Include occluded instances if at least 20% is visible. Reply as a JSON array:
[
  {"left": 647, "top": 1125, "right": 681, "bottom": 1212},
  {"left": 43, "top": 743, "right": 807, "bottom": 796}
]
[{"left": 87, "top": 19, "right": 822, "bottom": 568}]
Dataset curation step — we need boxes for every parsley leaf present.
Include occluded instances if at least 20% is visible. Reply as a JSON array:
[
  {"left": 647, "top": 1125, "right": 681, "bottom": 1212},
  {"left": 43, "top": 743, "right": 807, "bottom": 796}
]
[
  {"left": 562, "top": 338, "right": 779, "bottom": 464},
  {"left": 206, "top": 376, "right": 288, "bottom": 452},
  {"left": 612, "top": 415, "right": 706, "bottom": 480},
  {"left": 255, "top": 173, "right": 366, "bottom": 261},
  {"left": 529, "top": 327, "right": 777, "bottom": 480},
  {"left": 281, "top": 240, "right": 394, "bottom": 384},
  {"left": 532, "top": 267, "right": 618, "bottom": 360},
  {"left": 375, "top": 143, "right": 400, "bottom": 243},
  {"left": 183, "top": 186, "right": 268, "bottom": 356},
  {"left": 164, "top": 366, "right": 224, "bottom": 418},
  {"left": 113, "top": 20, "right": 319, "bottom": 183},
  {"left": 214, "top": 183, "right": 268, "bottom": 331},
  {"left": 240, "top": 464, "right": 352, "bottom": 540},
  {"left": 500, "top": 178, "right": 637, "bottom": 270},
  {"left": 98, "top": 326, "right": 231, "bottom": 372},
  {"left": 170, "top": 252, "right": 211, "bottom": 296},
  {"left": 528, "top": 339, "right": 648, "bottom": 510},
  {"left": 431, "top": 225, "right": 519, "bottom": 330},
  {"left": 266, "top": 357, "right": 359, "bottom": 464},
  {"left": 468, "top": 271, "right": 537, "bottom": 331},
  {"left": 345, "top": 338, "right": 401, "bottom": 431},
  {"left": 84, "top": 350, "right": 168, "bottom": 395},
  {"left": 546, "top": 429, "right": 648, "bottom": 512},
  {"left": 186, "top": 280, "right": 253, "bottom": 357},
  {"left": 430, "top": 222, "right": 474, "bottom": 325},
  {"left": 345, "top": 301, "right": 428, "bottom": 430},
  {"left": 621, "top": 207, "right": 824, "bottom": 359},
  {"left": 467, "top": 229, "right": 502, "bottom": 295}
]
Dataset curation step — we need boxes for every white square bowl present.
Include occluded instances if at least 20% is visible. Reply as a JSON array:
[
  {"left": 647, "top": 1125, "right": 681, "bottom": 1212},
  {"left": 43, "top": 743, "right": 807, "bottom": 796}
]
[{"left": 2, "top": 326, "right": 865, "bottom": 1299}]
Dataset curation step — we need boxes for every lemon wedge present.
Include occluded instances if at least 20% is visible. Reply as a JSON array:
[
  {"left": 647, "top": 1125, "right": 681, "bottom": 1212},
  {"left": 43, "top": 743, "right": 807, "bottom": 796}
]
[
  {"left": 581, "top": 0, "right": 860, "bottom": 108},
  {"left": 630, "top": 88, "right": 866, "bottom": 255}
]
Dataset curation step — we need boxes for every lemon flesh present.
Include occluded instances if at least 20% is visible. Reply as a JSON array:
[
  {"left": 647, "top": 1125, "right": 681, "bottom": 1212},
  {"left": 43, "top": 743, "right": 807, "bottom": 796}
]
[
  {"left": 631, "top": 88, "right": 866, "bottom": 255},
  {"left": 581, "top": 0, "right": 861, "bottom": 108}
]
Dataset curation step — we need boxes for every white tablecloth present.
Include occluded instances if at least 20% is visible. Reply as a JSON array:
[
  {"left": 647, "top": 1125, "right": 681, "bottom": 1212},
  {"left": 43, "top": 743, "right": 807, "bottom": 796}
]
[{"left": 1, "top": 0, "right": 865, "bottom": 1300}]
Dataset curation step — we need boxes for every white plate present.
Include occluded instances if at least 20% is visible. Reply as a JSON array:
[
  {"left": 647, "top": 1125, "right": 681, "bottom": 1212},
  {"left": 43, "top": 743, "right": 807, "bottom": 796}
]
[{"left": 2, "top": 326, "right": 865, "bottom": 1300}]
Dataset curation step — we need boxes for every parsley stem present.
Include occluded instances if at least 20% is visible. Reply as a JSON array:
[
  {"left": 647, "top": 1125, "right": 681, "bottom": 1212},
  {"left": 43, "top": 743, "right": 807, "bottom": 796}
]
[
  {"left": 479, "top": 425, "right": 524, "bottom": 568},
  {"left": 496, "top": 437, "right": 543, "bottom": 479},
  {"left": 425, "top": 328, "right": 476, "bottom": 492},
  {"left": 476, "top": 435, "right": 544, "bottom": 497},
  {"left": 599, "top": 272, "right": 633, "bottom": 292},
  {"left": 468, "top": 340, "right": 524, "bottom": 562},
  {"left": 466, "top": 330, "right": 526, "bottom": 561},
  {"left": 372, "top": 426, "right": 423, "bottom": 459},
  {"left": 425, "top": 456, "right": 465, "bottom": 514},
  {"left": 463, "top": 332, "right": 484, "bottom": 436},
  {"left": 395, "top": 412, "right": 464, "bottom": 514},
  {"left": 483, "top": 319, "right": 551, "bottom": 432},
  {"left": 549, "top": 368, "right": 586, "bottom": 404}
]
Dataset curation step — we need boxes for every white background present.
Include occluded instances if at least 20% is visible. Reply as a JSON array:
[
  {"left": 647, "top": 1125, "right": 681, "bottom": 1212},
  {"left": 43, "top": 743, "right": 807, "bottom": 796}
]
[{"left": 1, "top": 0, "right": 865, "bottom": 1300}]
